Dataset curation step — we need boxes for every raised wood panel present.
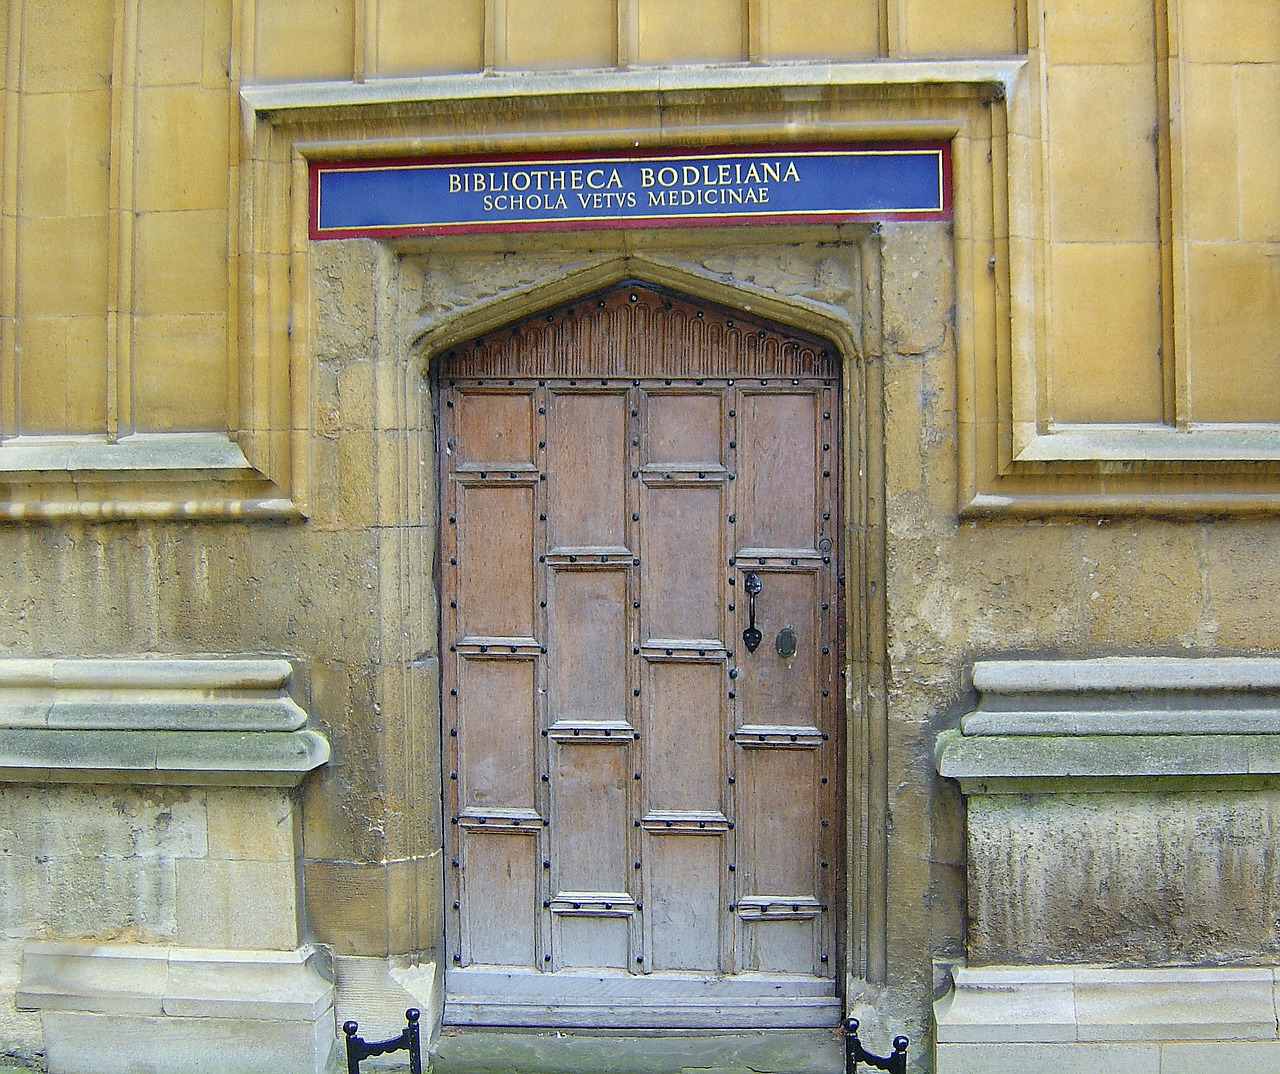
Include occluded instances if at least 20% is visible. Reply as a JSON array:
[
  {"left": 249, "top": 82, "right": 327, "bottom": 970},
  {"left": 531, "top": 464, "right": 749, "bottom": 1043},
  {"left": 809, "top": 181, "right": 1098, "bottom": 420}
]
[
  {"left": 455, "top": 389, "right": 535, "bottom": 465},
  {"left": 551, "top": 740, "right": 630, "bottom": 893},
  {"left": 647, "top": 833, "right": 724, "bottom": 971},
  {"left": 456, "top": 481, "right": 535, "bottom": 640},
  {"left": 457, "top": 657, "right": 536, "bottom": 812},
  {"left": 546, "top": 390, "right": 629, "bottom": 552},
  {"left": 547, "top": 568, "right": 629, "bottom": 724},
  {"left": 739, "top": 745, "right": 821, "bottom": 897},
  {"left": 460, "top": 830, "right": 538, "bottom": 967},
  {"left": 642, "top": 483, "right": 723, "bottom": 644},
  {"left": 738, "top": 391, "right": 820, "bottom": 553},
  {"left": 646, "top": 392, "right": 723, "bottom": 467},
  {"left": 739, "top": 569, "right": 822, "bottom": 727},
  {"left": 643, "top": 660, "right": 725, "bottom": 814}
]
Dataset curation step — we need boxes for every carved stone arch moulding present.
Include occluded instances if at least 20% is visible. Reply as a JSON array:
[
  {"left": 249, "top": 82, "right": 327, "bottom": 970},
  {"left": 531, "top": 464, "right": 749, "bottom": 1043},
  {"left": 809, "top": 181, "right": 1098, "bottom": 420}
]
[{"left": 405, "top": 250, "right": 891, "bottom": 993}]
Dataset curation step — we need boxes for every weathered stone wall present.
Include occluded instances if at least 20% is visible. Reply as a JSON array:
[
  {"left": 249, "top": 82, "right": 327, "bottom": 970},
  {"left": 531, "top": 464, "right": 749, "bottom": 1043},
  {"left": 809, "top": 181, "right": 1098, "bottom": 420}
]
[{"left": 967, "top": 791, "right": 1280, "bottom": 966}]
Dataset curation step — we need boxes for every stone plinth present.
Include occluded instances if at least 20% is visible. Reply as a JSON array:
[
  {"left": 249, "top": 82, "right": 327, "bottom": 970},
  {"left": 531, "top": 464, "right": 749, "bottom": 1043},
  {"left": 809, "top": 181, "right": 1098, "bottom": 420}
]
[
  {"left": 935, "top": 657, "right": 1280, "bottom": 1073},
  {"left": 0, "top": 658, "right": 334, "bottom": 1073}
]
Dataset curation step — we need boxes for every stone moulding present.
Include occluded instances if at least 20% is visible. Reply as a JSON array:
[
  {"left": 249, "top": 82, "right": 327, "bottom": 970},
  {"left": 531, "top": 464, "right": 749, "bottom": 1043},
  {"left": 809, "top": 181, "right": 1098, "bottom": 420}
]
[
  {"left": 17, "top": 942, "right": 336, "bottom": 1074},
  {"left": 0, "top": 657, "right": 330, "bottom": 786},
  {"left": 936, "top": 656, "right": 1280, "bottom": 792},
  {"left": 935, "top": 963, "right": 1280, "bottom": 1047}
]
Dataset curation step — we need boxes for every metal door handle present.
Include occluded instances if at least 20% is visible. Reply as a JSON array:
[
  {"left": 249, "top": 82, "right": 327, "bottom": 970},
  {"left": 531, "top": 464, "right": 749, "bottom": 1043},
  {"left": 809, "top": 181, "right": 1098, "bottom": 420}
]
[{"left": 742, "top": 572, "right": 763, "bottom": 653}]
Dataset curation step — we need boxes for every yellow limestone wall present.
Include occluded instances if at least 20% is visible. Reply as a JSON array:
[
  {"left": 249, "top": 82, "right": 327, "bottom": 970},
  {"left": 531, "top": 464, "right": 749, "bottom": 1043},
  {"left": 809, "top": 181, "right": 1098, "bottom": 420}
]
[{"left": 1, "top": 0, "right": 1275, "bottom": 460}]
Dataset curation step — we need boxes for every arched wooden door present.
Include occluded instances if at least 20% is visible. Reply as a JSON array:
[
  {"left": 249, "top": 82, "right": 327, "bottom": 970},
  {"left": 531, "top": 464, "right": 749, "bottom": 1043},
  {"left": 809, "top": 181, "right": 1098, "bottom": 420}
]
[{"left": 438, "top": 283, "right": 842, "bottom": 1028}]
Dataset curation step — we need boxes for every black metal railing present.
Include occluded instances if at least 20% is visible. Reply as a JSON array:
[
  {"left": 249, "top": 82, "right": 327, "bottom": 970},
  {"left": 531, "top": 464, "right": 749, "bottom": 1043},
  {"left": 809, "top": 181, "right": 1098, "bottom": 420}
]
[
  {"left": 846, "top": 1017, "right": 908, "bottom": 1074},
  {"left": 342, "top": 1008, "right": 422, "bottom": 1074}
]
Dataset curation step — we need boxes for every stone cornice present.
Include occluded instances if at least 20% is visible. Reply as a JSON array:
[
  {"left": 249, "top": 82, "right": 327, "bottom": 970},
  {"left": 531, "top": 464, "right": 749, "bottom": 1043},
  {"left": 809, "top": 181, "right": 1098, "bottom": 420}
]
[
  {"left": 0, "top": 657, "right": 330, "bottom": 786},
  {"left": 937, "top": 657, "right": 1280, "bottom": 792}
]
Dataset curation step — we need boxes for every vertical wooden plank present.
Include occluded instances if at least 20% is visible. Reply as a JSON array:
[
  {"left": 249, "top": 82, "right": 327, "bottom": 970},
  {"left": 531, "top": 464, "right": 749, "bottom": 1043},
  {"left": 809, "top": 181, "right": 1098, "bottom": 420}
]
[
  {"left": 551, "top": 739, "right": 630, "bottom": 970},
  {"left": 738, "top": 746, "right": 821, "bottom": 973}
]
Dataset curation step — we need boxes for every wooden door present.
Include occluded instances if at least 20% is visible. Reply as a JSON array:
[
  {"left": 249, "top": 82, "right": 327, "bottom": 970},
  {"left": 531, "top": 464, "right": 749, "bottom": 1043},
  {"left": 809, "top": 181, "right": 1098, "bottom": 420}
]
[{"left": 439, "top": 284, "right": 841, "bottom": 1028}]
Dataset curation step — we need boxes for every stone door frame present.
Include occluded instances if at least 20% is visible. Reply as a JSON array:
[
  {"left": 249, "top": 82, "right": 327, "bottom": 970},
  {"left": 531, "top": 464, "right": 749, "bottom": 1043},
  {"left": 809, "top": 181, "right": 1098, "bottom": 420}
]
[{"left": 411, "top": 244, "right": 892, "bottom": 1010}]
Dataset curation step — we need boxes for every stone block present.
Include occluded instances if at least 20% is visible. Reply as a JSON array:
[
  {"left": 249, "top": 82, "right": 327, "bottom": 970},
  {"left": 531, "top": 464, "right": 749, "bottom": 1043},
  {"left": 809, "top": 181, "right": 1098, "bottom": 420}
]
[
  {"left": 759, "top": 0, "right": 878, "bottom": 60},
  {"left": 41, "top": 1010, "right": 335, "bottom": 1074},
  {"left": 332, "top": 955, "right": 438, "bottom": 1042},
  {"left": 936, "top": 1042, "right": 1160, "bottom": 1074},
  {"left": 1238, "top": 63, "right": 1280, "bottom": 243},
  {"left": 1047, "top": 242, "right": 1163, "bottom": 423},
  {"left": 18, "top": 91, "right": 71, "bottom": 218},
  {"left": 205, "top": 788, "right": 297, "bottom": 862},
  {"left": 635, "top": 0, "right": 743, "bottom": 64},
  {"left": 175, "top": 858, "right": 299, "bottom": 951},
  {"left": 17, "top": 0, "right": 113, "bottom": 93},
  {"left": 1042, "top": 0, "right": 1154, "bottom": 65},
  {"left": 134, "top": 86, "right": 230, "bottom": 212},
  {"left": 1181, "top": 0, "right": 1280, "bottom": 63},
  {"left": 136, "top": 0, "right": 208, "bottom": 86},
  {"left": 17, "top": 942, "right": 168, "bottom": 1015},
  {"left": 1160, "top": 1040, "right": 1280, "bottom": 1072},
  {"left": 373, "top": 0, "right": 483, "bottom": 76},
  {"left": 253, "top": 0, "right": 354, "bottom": 81},
  {"left": 1180, "top": 61, "right": 1241, "bottom": 242},
  {"left": 17, "top": 216, "right": 110, "bottom": 318},
  {"left": 303, "top": 860, "right": 392, "bottom": 957},
  {"left": 503, "top": 0, "right": 616, "bottom": 70},
  {"left": 134, "top": 209, "right": 230, "bottom": 316},
  {"left": 1074, "top": 966, "right": 1276, "bottom": 1041},
  {"left": 163, "top": 947, "right": 334, "bottom": 1021},
  {"left": 132, "top": 312, "right": 230, "bottom": 430},
  {"left": 895, "top": 0, "right": 1019, "bottom": 57},
  {"left": 14, "top": 315, "right": 109, "bottom": 434},
  {"left": 1184, "top": 242, "right": 1280, "bottom": 423},
  {"left": 934, "top": 966, "right": 1076, "bottom": 1044},
  {"left": 960, "top": 792, "right": 1280, "bottom": 965},
  {"left": 1047, "top": 64, "right": 1159, "bottom": 244}
]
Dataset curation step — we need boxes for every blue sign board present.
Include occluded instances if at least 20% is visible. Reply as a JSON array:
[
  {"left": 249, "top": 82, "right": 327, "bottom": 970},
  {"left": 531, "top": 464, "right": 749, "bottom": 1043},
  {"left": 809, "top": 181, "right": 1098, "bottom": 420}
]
[{"left": 309, "top": 143, "right": 950, "bottom": 239}]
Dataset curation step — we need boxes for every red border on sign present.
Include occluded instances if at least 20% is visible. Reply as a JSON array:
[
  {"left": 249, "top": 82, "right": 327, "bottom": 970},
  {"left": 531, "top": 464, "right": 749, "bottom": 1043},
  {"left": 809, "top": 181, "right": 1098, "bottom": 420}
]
[{"left": 307, "top": 141, "right": 952, "bottom": 240}]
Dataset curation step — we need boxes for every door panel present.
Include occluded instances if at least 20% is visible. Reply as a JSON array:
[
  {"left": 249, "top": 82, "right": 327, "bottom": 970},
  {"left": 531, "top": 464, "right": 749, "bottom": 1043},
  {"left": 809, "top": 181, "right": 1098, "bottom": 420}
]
[
  {"left": 440, "top": 284, "right": 841, "bottom": 1029},
  {"left": 460, "top": 831, "right": 538, "bottom": 967},
  {"left": 547, "top": 391, "right": 629, "bottom": 552},
  {"left": 547, "top": 569, "right": 629, "bottom": 725},
  {"left": 642, "top": 484, "right": 723, "bottom": 643},
  {"left": 738, "top": 391, "right": 820, "bottom": 553},
  {"left": 455, "top": 482, "right": 535, "bottom": 640},
  {"left": 456, "top": 658, "right": 536, "bottom": 811},
  {"left": 644, "top": 660, "right": 723, "bottom": 813}
]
